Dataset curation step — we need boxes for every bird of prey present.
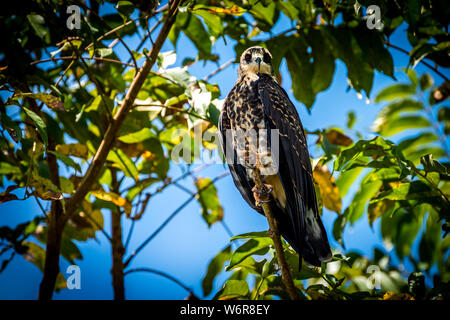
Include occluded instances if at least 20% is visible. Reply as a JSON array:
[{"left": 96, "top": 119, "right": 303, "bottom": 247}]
[{"left": 218, "top": 46, "right": 332, "bottom": 267}]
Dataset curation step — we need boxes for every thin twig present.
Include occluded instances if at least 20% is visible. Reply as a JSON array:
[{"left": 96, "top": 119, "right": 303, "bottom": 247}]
[
  {"left": 123, "top": 171, "right": 230, "bottom": 268},
  {"left": 124, "top": 267, "right": 194, "bottom": 294},
  {"left": 384, "top": 41, "right": 449, "bottom": 82},
  {"left": 30, "top": 56, "right": 135, "bottom": 68},
  {"left": 202, "top": 59, "right": 235, "bottom": 82},
  {"left": 77, "top": 2, "right": 139, "bottom": 71}
]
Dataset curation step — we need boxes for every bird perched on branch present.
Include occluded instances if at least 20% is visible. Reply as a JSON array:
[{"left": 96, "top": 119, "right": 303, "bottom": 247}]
[{"left": 219, "top": 46, "right": 332, "bottom": 267}]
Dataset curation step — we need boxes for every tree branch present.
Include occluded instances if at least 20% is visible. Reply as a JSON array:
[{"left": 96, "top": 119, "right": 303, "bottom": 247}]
[
  {"left": 202, "top": 59, "right": 235, "bottom": 82},
  {"left": 30, "top": 56, "right": 135, "bottom": 68},
  {"left": 252, "top": 168, "right": 299, "bottom": 300},
  {"left": 124, "top": 267, "right": 194, "bottom": 295},
  {"left": 384, "top": 41, "right": 449, "bottom": 82},
  {"left": 123, "top": 171, "right": 230, "bottom": 268},
  {"left": 64, "top": 0, "right": 182, "bottom": 218}
]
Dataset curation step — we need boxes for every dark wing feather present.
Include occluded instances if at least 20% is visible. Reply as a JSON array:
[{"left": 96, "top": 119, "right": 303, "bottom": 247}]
[
  {"left": 218, "top": 105, "right": 262, "bottom": 214},
  {"left": 257, "top": 73, "right": 332, "bottom": 266}
]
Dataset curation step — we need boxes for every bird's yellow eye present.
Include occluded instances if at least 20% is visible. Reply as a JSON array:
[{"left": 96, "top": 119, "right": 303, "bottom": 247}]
[{"left": 244, "top": 53, "right": 252, "bottom": 62}]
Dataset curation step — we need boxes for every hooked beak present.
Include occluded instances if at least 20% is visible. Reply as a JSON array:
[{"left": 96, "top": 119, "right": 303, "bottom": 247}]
[{"left": 255, "top": 57, "right": 262, "bottom": 72}]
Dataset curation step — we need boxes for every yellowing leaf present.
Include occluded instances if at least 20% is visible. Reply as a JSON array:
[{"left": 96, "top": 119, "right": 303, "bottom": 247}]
[
  {"left": 194, "top": 177, "right": 223, "bottom": 227},
  {"left": 325, "top": 129, "right": 353, "bottom": 147},
  {"left": 313, "top": 163, "right": 342, "bottom": 214},
  {"left": 91, "top": 190, "right": 132, "bottom": 215},
  {"left": 56, "top": 143, "right": 89, "bottom": 159},
  {"left": 142, "top": 151, "right": 156, "bottom": 161},
  {"left": 368, "top": 199, "right": 394, "bottom": 226},
  {"left": 381, "top": 292, "right": 414, "bottom": 300},
  {"left": 19, "top": 92, "right": 64, "bottom": 110},
  {"left": 206, "top": 5, "right": 246, "bottom": 16},
  {"left": 30, "top": 173, "right": 62, "bottom": 200}
]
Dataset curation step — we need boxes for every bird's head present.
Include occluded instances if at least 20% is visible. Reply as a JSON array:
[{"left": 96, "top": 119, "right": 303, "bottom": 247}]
[{"left": 238, "top": 46, "right": 273, "bottom": 78}]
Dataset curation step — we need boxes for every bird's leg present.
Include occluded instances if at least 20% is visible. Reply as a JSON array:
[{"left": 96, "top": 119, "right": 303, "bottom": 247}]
[{"left": 252, "top": 183, "right": 273, "bottom": 207}]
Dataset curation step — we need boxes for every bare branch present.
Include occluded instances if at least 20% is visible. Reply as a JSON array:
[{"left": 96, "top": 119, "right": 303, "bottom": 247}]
[
  {"left": 123, "top": 171, "right": 230, "bottom": 268},
  {"left": 202, "top": 59, "right": 235, "bottom": 82},
  {"left": 124, "top": 267, "right": 195, "bottom": 294},
  {"left": 384, "top": 41, "right": 449, "bottom": 82},
  {"left": 30, "top": 56, "right": 135, "bottom": 68}
]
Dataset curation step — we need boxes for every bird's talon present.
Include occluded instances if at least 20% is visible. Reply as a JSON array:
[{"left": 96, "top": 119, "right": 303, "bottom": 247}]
[{"left": 252, "top": 183, "right": 273, "bottom": 205}]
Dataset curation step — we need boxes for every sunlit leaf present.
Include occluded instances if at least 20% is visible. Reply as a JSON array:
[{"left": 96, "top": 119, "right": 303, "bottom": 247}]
[
  {"left": 313, "top": 163, "right": 342, "bottom": 214},
  {"left": 202, "top": 245, "right": 231, "bottom": 297},
  {"left": 194, "top": 177, "right": 223, "bottom": 227}
]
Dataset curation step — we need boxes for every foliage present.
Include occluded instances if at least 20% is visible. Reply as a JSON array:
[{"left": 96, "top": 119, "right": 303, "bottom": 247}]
[{"left": 0, "top": 0, "right": 448, "bottom": 300}]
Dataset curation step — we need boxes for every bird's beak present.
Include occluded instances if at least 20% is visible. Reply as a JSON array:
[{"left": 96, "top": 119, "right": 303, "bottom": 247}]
[{"left": 255, "top": 57, "right": 262, "bottom": 72}]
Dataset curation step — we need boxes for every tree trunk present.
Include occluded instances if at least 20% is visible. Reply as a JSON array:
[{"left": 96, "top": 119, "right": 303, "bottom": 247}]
[
  {"left": 111, "top": 208, "right": 125, "bottom": 300},
  {"left": 38, "top": 137, "right": 66, "bottom": 300},
  {"left": 38, "top": 201, "right": 66, "bottom": 300}
]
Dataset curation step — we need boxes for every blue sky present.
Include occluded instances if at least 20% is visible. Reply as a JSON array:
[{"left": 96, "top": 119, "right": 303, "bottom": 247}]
[{"left": 0, "top": 3, "right": 449, "bottom": 299}]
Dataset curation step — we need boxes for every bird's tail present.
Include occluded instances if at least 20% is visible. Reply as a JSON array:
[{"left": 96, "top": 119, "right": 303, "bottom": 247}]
[{"left": 272, "top": 198, "right": 332, "bottom": 268}]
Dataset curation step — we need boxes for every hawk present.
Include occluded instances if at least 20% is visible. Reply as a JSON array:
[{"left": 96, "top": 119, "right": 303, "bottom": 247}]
[{"left": 219, "top": 46, "right": 332, "bottom": 267}]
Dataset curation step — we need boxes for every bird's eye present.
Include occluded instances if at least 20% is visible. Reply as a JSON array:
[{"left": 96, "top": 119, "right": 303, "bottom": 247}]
[
  {"left": 263, "top": 52, "right": 272, "bottom": 64},
  {"left": 244, "top": 53, "right": 252, "bottom": 62}
]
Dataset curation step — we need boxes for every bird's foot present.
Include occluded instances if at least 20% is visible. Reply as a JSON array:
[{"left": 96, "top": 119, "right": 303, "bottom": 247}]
[{"left": 252, "top": 184, "right": 272, "bottom": 207}]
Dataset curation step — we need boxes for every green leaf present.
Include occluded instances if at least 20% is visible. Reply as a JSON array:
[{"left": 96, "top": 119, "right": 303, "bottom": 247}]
[
  {"left": 0, "top": 111, "right": 22, "bottom": 142},
  {"left": 394, "top": 206, "right": 425, "bottom": 259},
  {"left": 116, "top": 1, "right": 135, "bottom": 19},
  {"left": 125, "top": 178, "right": 158, "bottom": 202},
  {"left": 194, "top": 177, "right": 223, "bottom": 227},
  {"left": 418, "top": 210, "right": 441, "bottom": 269},
  {"left": 419, "top": 73, "right": 434, "bottom": 91},
  {"left": 438, "top": 107, "right": 450, "bottom": 122},
  {"left": 227, "top": 238, "right": 272, "bottom": 270},
  {"left": 368, "top": 199, "right": 395, "bottom": 227},
  {"left": 322, "top": 27, "right": 373, "bottom": 96},
  {"left": 374, "top": 181, "right": 438, "bottom": 201},
  {"left": 377, "top": 116, "right": 431, "bottom": 137},
  {"left": 334, "top": 137, "right": 393, "bottom": 171},
  {"left": 202, "top": 245, "right": 231, "bottom": 297},
  {"left": 26, "top": 14, "right": 48, "bottom": 40},
  {"left": 285, "top": 36, "right": 314, "bottom": 109},
  {"left": 23, "top": 107, "right": 48, "bottom": 146},
  {"left": 177, "top": 13, "right": 214, "bottom": 60},
  {"left": 375, "top": 84, "right": 417, "bottom": 102},
  {"left": 95, "top": 48, "right": 113, "bottom": 58},
  {"left": 308, "top": 29, "right": 336, "bottom": 96},
  {"left": 214, "top": 280, "right": 249, "bottom": 300},
  {"left": 353, "top": 26, "right": 394, "bottom": 77},
  {"left": 336, "top": 167, "right": 364, "bottom": 198},
  {"left": 398, "top": 132, "right": 438, "bottom": 153},
  {"left": 347, "top": 177, "right": 382, "bottom": 224},
  {"left": 118, "top": 128, "right": 154, "bottom": 144},
  {"left": 107, "top": 149, "right": 139, "bottom": 182},
  {"left": 379, "top": 99, "right": 424, "bottom": 119},
  {"left": 346, "top": 111, "right": 356, "bottom": 129},
  {"left": 48, "top": 151, "right": 81, "bottom": 173},
  {"left": 193, "top": 8, "right": 223, "bottom": 39},
  {"left": 407, "top": 0, "right": 421, "bottom": 26},
  {"left": 230, "top": 231, "right": 269, "bottom": 241}
]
